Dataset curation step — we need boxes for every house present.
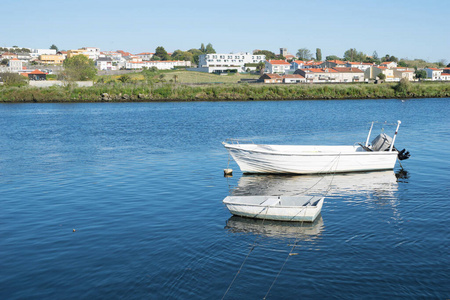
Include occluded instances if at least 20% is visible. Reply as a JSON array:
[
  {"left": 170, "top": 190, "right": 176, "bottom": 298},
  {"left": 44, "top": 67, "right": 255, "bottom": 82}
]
[
  {"left": 26, "top": 69, "right": 47, "bottom": 81},
  {"left": 66, "top": 49, "right": 87, "bottom": 59},
  {"left": 345, "top": 62, "right": 374, "bottom": 71},
  {"left": 195, "top": 52, "right": 265, "bottom": 73},
  {"left": 380, "top": 61, "right": 397, "bottom": 69},
  {"left": 39, "top": 54, "right": 65, "bottom": 64},
  {"left": 290, "top": 60, "right": 306, "bottom": 70},
  {"left": 302, "top": 61, "right": 323, "bottom": 69},
  {"left": 265, "top": 60, "right": 291, "bottom": 74},
  {"left": 283, "top": 74, "right": 305, "bottom": 83},
  {"left": 332, "top": 67, "right": 365, "bottom": 82},
  {"left": 442, "top": 67, "right": 450, "bottom": 74},
  {"left": 365, "top": 66, "right": 395, "bottom": 81},
  {"left": 321, "top": 60, "right": 346, "bottom": 68},
  {"left": 8, "top": 58, "right": 23, "bottom": 72},
  {"left": 125, "top": 60, "right": 189, "bottom": 70},
  {"left": 294, "top": 68, "right": 338, "bottom": 83},
  {"left": 393, "top": 69, "right": 414, "bottom": 81},
  {"left": 440, "top": 73, "right": 450, "bottom": 80},
  {"left": 80, "top": 47, "right": 101, "bottom": 60},
  {"left": 30, "top": 49, "right": 57, "bottom": 58},
  {"left": 258, "top": 73, "right": 283, "bottom": 83},
  {"left": 424, "top": 68, "right": 443, "bottom": 80},
  {"left": 0, "top": 52, "right": 18, "bottom": 60},
  {"left": 96, "top": 57, "right": 117, "bottom": 71},
  {"left": 135, "top": 52, "right": 154, "bottom": 61}
]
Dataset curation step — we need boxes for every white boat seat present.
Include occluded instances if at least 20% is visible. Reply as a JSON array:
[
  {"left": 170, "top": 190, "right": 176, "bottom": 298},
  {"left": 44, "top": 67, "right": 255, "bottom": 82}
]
[{"left": 260, "top": 197, "right": 281, "bottom": 206}]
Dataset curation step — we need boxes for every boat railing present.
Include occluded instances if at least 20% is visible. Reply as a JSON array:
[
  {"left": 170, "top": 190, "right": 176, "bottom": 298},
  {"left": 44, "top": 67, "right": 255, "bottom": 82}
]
[{"left": 224, "top": 138, "right": 255, "bottom": 145}]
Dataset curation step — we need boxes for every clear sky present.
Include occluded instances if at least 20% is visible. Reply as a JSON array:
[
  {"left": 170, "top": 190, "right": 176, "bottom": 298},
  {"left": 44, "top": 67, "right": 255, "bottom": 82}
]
[{"left": 1, "top": 0, "right": 448, "bottom": 62}]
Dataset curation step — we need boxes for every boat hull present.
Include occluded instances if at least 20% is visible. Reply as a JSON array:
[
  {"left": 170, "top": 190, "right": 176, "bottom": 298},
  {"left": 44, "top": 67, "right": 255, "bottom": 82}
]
[
  {"left": 223, "top": 196, "right": 324, "bottom": 222},
  {"left": 224, "top": 143, "right": 398, "bottom": 174}
]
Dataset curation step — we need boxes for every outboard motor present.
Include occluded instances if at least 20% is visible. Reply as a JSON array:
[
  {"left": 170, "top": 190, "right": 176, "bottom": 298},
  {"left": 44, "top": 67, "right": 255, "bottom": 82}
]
[
  {"left": 371, "top": 133, "right": 410, "bottom": 160},
  {"left": 371, "top": 133, "right": 393, "bottom": 151}
]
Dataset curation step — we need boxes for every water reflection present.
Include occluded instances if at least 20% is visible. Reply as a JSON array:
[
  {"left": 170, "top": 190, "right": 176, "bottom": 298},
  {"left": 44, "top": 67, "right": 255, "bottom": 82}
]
[
  {"left": 225, "top": 215, "right": 324, "bottom": 240},
  {"left": 229, "top": 170, "right": 399, "bottom": 198}
]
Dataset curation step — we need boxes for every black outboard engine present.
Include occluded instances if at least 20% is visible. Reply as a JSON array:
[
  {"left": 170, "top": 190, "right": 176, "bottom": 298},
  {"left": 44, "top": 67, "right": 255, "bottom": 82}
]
[{"left": 397, "top": 149, "right": 410, "bottom": 160}]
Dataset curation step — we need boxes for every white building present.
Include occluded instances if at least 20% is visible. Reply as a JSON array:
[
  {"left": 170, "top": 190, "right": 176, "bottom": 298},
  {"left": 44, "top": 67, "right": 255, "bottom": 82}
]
[
  {"left": 96, "top": 57, "right": 117, "bottom": 71},
  {"left": 125, "top": 60, "right": 190, "bottom": 70},
  {"left": 196, "top": 52, "right": 265, "bottom": 73},
  {"left": 7, "top": 58, "right": 23, "bottom": 72},
  {"left": 30, "top": 49, "right": 57, "bottom": 58},
  {"left": 80, "top": 47, "right": 101, "bottom": 60},
  {"left": 265, "top": 60, "right": 291, "bottom": 74},
  {"left": 345, "top": 62, "right": 373, "bottom": 71},
  {"left": 424, "top": 68, "right": 443, "bottom": 80},
  {"left": 379, "top": 61, "right": 397, "bottom": 69},
  {"left": 135, "top": 52, "right": 154, "bottom": 61}
]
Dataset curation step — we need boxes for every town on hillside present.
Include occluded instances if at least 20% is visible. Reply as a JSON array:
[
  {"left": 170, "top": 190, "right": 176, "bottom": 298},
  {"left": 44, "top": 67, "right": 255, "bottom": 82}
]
[{"left": 1, "top": 45, "right": 449, "bottom": 84}]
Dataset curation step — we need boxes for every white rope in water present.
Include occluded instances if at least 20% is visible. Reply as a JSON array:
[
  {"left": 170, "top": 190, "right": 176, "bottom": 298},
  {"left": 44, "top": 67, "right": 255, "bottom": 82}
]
[
  {"left": 223, "top": 154, "right": 342, "bottom": 299},
  {"left": 263, "top": 153, "right": 341, "bottom": 299}
]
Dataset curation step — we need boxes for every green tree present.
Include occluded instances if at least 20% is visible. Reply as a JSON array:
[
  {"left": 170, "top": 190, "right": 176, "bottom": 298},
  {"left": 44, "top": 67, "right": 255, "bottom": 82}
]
[
  {"left": 398, "top": 61, "right": 407, "bottom": 67},
  {"left": 377, "top": 73, "right": 386, "bottom": 81},
  {"left": 63, "top": 55, "right": 97, "bottom": 81},
  {"left": 205, "top": 43, "right": 216, "bottom": 54},
  {"left": 50, "top": 44, "right": 59, "bottom": 52},
  {"left": 296, "top": 48, "right": 313, "bottom": 60},
  {"left": 199, "top": 43, "right": 206, "bottom": 53},
  {"left": 344, "top": 48, "right": 367, "bottom": 61},
  {"left": 1, "top": 58, "right": 8, "bottom": 65},
  {"left": 118, "top": 74, "right": 131, "bottom": 83},
  {"left": 0, "top": 72, "right": 28, "bottom": 86},
  {"left": 414, "top": 69, "right": 427, "bottom": 81},
  {"left": 325, "top": 55, "right": 341, "bottom": 61},
  {"left": 394, "top": 78, "right": 411, "bottom": 93},
  {"left": 155, "top": 46, "right": 170, "bottom": 60},
  {"left": 187, "top": 48, "right": 203, "bottom": 65},
  {"left": 373, "top": 51, "right": 379, "bottom": 61},
  {"left": 316, "top": 48, "right": 322, "bottom": 61}
]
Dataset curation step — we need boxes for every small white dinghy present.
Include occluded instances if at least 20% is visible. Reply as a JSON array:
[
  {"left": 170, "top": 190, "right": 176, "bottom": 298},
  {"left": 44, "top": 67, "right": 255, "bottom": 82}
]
[{"left": 223, "top": 195, "right": 324, "bottom": 222}]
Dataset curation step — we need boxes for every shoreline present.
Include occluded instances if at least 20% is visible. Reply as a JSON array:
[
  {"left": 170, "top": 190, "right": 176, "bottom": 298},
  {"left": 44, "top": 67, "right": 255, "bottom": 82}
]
[{"left": 1, "top": 82, "right": 449, "bottom": 103}]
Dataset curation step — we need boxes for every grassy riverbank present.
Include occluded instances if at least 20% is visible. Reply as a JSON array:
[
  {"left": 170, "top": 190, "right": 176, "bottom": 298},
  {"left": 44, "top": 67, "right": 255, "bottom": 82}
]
[{"left": 1, "top": 81, "right": 450, "bottom": 102}]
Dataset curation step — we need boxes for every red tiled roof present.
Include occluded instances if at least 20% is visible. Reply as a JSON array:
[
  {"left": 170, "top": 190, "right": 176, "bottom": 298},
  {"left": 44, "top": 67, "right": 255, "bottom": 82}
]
[
  {"left": 283, "top": 74, "right": 305, "bottom": 78},
  {"left": 267, "top": 60, "right": 290, "bottom": 65},
  {"left": 28, "top": 69, "right": 47, "bottom": 75},
  {"left": 136, "top": 52, "right": 154, "bottom": 55},
  {"left": 263, "top": 74, "right": 283, "bottom": 79},
  {"left": 332, "top": 67, "right": 364, "bottom": 73},
  {"left": 377, "top": 66, "right": 388, "bottom": 70},
  {"left": 292, "top": 60, "right": 305, "bottom": 64},
  {"left": 328, "top": 60, "right": 346, "bottom": 64},
  {"left": 428, "top": 68, "right": 442, "bottom": 71},
  {"left": 381, "top": 62, "right": 395, "bottom": 65}
]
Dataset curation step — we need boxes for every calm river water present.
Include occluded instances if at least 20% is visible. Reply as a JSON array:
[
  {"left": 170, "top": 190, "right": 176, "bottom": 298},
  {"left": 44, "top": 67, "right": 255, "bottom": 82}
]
[{"left": 0, "top": 99, "right": 449, "bottom": 299}]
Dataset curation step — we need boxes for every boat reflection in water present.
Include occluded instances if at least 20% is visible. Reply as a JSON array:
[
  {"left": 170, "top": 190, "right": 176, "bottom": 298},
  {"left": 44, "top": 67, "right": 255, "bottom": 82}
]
[
  {"left": 225, "top": 215, "right": 324, "bottom": 241},
  {"left": 229, "top": 170, "right": 398, "bottom": 198}
]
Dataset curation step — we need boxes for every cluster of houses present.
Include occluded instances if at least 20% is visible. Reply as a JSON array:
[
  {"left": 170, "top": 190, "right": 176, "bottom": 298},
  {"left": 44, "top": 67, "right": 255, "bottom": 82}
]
[
  {"left": 1, "top": 46, "right": 449, "bottom": 83},
  {"left": 0, "top": 47, "right": 191, "bottom": 76}
]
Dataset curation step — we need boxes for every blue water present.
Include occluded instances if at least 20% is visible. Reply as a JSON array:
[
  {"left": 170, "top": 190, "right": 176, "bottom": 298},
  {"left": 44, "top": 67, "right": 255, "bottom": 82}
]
[{"left": 0, "top": 99, "right": 449, "bottom": 299}]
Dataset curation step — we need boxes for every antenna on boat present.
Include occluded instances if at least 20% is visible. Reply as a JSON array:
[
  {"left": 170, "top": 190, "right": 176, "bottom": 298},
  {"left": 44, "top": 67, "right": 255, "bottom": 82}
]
[
  {"left": 365, "top": 121, "right": 374, "bottom": 147},
  {"left": 389, "top": 120, "right": 401, "bottom": 152}
]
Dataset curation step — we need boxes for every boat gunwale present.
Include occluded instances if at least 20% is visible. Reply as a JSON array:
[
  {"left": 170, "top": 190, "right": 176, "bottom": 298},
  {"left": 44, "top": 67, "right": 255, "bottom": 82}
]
[
  {"left": 223, "top": 143, "right": 398, "bottom": 157},
  {"left": 223, "top": 197, "right": 324, "bottom": 209}
]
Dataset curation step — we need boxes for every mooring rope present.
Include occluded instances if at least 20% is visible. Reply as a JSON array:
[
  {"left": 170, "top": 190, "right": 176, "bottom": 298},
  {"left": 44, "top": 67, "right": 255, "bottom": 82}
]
[
  {"left": 263, "top": 153, "right": 341, "bottom": 299},
  {"left": 221, "top": 206, "right": 271, "bottom": 300},
  {"left": 223, "top": 154, "right": 341, "bottom": 299}
]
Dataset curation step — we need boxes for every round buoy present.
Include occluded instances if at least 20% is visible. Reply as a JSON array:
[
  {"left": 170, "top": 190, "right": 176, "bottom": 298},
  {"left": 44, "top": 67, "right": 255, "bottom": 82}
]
[
  {"left": 223, "top": 168, "right": 233, "bottom": 176},
  {"left": 73, "top": 229, "right": 76, "bottom": 232}
]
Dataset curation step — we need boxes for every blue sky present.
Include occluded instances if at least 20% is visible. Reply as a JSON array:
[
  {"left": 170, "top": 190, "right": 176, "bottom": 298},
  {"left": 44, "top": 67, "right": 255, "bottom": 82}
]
[{"left": 1, "top": 0, "right": 448, "bottom": 62}]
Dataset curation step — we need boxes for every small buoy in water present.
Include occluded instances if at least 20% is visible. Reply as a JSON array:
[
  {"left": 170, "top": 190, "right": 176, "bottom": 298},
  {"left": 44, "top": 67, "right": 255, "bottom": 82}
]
[
  {"left": 223, "top": 168, "right": 233, "bottom": 177},
  {"left": 72, "top": 229, "right": 76, "bottom": 232}
]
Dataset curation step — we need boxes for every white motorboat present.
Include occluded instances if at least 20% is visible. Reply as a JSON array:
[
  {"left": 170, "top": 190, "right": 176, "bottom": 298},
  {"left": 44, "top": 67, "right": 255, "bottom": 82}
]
[
  {"left": 223, "top": 121, "right": 410, "bottom": 174},
  {"left": 223, "top": 195, "right": 324, "bottom": 222}
]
